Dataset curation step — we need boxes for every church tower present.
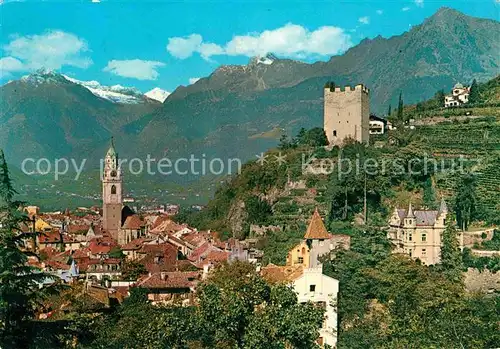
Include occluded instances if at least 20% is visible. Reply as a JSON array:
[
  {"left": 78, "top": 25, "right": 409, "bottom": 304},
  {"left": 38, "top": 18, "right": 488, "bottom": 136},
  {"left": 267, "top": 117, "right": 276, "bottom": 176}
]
[{"left": 102, "top": 138, "right": 122, "bottom": 240}]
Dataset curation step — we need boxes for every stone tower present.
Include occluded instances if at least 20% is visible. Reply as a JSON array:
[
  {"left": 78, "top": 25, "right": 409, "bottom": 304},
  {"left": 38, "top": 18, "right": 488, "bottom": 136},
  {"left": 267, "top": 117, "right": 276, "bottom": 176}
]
[
  {"left": 323, "top": 84, "right": 370, "bottom": 145},
  {"left": 102, "top": 138, "right": 122, "bottom": 240}
]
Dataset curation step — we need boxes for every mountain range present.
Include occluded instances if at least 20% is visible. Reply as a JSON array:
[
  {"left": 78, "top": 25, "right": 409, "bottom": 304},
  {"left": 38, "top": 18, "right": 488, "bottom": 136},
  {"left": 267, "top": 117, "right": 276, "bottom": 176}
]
[{"left": 1, "top": 7, "right": 499, "bottom": 179}]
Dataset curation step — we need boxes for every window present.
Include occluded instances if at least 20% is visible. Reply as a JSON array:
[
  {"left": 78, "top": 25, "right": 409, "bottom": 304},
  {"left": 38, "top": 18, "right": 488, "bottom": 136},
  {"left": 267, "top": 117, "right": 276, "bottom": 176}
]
[
  {"left": 309, "top": 285, "right": 316, "bottom": 292},
  {"left": 409, "top": 250, "right": 412, "bottom": 257},
  {"left": 408, "top": 234, "right": 412, "bottom": 242},
  {"left": 333, "top": 130, "right": 337, "bottom": 137},
  {"left": 422, "top": 234, "right": 427, "bottom": 242},
  {"left": 422, "top": 249, "right": 426, "bottom": 255},
  {"left": 111, "top": 185, "right": 116, "bottom": 194},
  {"left": 298, "top": 257, "right": 304, "bottom": 264}
]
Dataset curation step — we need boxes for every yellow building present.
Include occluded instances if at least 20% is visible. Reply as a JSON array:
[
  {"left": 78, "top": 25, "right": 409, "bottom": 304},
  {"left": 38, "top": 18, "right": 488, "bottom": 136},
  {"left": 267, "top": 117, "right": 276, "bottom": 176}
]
[
  {"left": 35, "top": 218, "right": 53, "bottom": 232},
  {"left": 286, "top": 208, "right": 350, "bottom": 268}
]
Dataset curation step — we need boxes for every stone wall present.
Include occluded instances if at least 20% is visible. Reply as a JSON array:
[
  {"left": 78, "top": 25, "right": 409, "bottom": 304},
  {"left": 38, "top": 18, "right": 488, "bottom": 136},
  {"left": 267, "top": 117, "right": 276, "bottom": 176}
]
[
  {"left": 462, "top": 228, "right": 496, "bottom": 247},
  {"left": 464, "top": 267, "right": 500, "bottom": 293},
  {"left": 323, "top": 84, "right": 369, "bottom": 145}
]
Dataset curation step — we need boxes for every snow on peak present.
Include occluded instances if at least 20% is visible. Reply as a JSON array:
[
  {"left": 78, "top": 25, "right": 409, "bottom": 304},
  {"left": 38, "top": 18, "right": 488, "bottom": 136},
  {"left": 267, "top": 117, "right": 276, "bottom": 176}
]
[
  {"left": 250, "top": 53, "right": 278, "bottom": 66},
  {"left": 145, "top": 87, "right": 170, "bottom": 103},
  {"left": 62, "top": 75, "right": 146, "bottom": 104}
]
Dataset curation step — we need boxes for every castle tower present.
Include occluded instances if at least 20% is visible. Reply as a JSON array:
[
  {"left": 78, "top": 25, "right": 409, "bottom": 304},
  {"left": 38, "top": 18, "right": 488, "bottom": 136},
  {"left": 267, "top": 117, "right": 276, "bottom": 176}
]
[
  {"left": 323, "top": 84, "right": 370, "bottom": 145},
  {"left": 102, "top": 138, "right": 122, "bottom": 240}
]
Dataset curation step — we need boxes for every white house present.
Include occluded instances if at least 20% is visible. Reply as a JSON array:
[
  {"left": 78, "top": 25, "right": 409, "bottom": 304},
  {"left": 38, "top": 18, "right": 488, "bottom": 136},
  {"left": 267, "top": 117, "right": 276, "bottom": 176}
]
[
  {"left": 293, "top": 266, "right": 339, "bottom": 347},
  {"left": 445, "top": 83, "right": 470, "bottom": 108}
]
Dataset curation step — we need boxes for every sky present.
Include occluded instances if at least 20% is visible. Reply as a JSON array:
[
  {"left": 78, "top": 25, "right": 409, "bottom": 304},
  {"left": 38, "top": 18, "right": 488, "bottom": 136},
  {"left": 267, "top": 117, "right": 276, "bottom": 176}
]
[{"left": 1, "top": 0, "right": 499, "bottom": 94}]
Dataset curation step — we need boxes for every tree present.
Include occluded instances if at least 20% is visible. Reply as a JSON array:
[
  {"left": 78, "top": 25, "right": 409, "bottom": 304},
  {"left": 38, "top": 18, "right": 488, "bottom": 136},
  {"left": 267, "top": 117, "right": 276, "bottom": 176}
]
[
  {"left": 434, "top": 89, "right": 445, "bottom": 107},
  {"left": 0, "top": 150, "right": 51, "bottom": 348},
  {"left": 109, "top": 246, "right": 125, "bottom": 259},
  {"left": 469, "top": 79, "right": 480, "bottom": 104},
  {"left": 121, "top": 260, "right": 148, "bottom": 280},
  {"left": 439, "top": 215, "right": 464, "bottom": 282},
  {"left": 397, "top": 92, "right": 404, "bottom": 122},
  {"left": 196, "top": 261, "right": 325, "bottom": 348},
  {"left": 453, "top": 174, "right": 477, "bottom": 231},
  {"left": 299, "top": 128, "right": 328, "bottom": 147},
  {"left": 387, "top": 104, "right": 392, "bottom": 117}
]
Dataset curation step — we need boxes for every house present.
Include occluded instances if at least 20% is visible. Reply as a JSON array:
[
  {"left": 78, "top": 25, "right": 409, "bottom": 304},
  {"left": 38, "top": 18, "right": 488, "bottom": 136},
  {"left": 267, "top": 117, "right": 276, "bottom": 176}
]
[
  {"left": 369, "top": 114, "right": 387, "bottom": 135},
  {"left": 444, "top": 83, "right": 470, "bottom": 107},
  {"left": 387, "top": 199, "right": 463, "bottom": 265},
  {"left": 262, "top": 209, "right": 341, "bottom": 348},
  {"left": 85, "top": 258, "right": 122, "bottom": 281},
  {"left": 135, "top": 271, "right": 201, "bottom": 305},
  {"left": 261, "top": 264, "right": 339, "bottom": 347},
  {"left": 287, "top": 209, "right": 350, "bottom": 268}
]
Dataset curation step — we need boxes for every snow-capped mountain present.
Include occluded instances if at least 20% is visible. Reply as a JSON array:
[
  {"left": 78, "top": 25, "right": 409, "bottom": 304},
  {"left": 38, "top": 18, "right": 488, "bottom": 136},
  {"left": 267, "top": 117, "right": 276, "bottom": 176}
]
[
  {"left": 63, "top": 75, "right": 146, "bottom": 104},
  {"left": 145, "top": 87, "right": 170, "bottom": 103}
]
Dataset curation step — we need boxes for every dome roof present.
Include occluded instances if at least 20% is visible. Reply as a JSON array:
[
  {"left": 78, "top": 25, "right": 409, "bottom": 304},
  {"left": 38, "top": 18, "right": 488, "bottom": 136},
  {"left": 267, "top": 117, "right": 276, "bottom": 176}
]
[{"left": 453, "top": 83, "right": 464, "bottom": 89}]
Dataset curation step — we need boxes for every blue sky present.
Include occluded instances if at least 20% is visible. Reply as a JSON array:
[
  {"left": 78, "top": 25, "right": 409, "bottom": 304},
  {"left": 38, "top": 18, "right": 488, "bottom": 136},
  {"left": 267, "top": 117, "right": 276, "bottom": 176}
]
[{"left": 1, "top": 0, "right": 498, "bottom": 94}]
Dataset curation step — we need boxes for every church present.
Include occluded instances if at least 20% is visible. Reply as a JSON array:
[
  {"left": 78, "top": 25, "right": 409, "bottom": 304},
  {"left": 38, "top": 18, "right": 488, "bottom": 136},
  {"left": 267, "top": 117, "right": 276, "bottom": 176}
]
[{"left": 102, "top": 139, "right": 146, "bottom": 245}]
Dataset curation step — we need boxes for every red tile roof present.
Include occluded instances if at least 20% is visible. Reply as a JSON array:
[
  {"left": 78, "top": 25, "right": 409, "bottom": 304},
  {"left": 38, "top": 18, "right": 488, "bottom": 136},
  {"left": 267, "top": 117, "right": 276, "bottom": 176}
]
[
  {"left": 89, "top": 237, "right": 117, "bottom": 255},
  {"left": 38, "top": 230, "right": 62, "bottom": 244},
  {"left": 121, "top": 238, "right": 152, "bottom": 250},
  {"left": 136, "top": 271, "right": 201, "bottom": 289},
  {"left": 122, "top": 215, "right": 143, "bottom": 230}
]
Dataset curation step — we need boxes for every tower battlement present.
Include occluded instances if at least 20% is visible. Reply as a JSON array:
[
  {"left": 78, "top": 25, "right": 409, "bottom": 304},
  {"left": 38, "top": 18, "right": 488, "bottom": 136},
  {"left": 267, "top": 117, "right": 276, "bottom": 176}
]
[
  {"left": 324, "top": 84, "right": 369, "bottom": 94},
  {"left": 323, "top": 82, "right": 370, "bottom": 145}
]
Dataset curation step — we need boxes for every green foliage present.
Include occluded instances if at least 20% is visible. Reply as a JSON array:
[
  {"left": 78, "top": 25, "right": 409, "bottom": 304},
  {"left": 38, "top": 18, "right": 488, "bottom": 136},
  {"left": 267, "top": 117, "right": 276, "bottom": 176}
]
[
  {"left": 121, "top": 260, "right": 148, "bottom": 281},
  {"left": 462, "top": 247, "right": 500, "bottom": 273},
  {"left": 324, "top": 226, "right": 500, "bottom": 349},
  {"left": 81, "top": 262, "right": 325, "bottom": 349},
  {"left": 108, "top": 246, "right": 125, "bottom": 259},
  {"left": 0, "top": 150, "right": 54, "bottom": 349},
  {"left": 244, "top": 195, "right": 272, "bottom": 225},
  {"left": 297, "top": 127, "right": 329, "bottom": 147},
  {"left": 397, "top": 92, "right": 404, "bottom": 122},
  {"left": 453, "top": 174, "right": 477, "bottom": 231},
  {"left": 438, "top": 215, "right": 464, "bottom": 282},
  {"left": 469, "top": 79, "right": 480, "bottom": 104}
]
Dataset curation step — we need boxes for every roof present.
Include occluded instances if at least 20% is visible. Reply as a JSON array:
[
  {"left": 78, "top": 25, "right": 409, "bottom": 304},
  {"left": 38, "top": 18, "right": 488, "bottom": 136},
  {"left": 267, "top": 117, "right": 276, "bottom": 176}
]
[
  {"left": 106, "top": 137, "right": 117, "bottom": 158},
  {"left": 121, "top": 237, "right": 152, "bottom": 250},
  {"left": 136, "top": 271, "right": 201, "bottom": 289},
  {"left": 453, "top": 83, "right": 464, "bottom": 89},
  {"left": 261, "top": 264, "right": 304, "bottom": 284},
  {"left": 304, "top": 208, "right": 330, "bottom": 240},
  {"left": 122, "top": 215, "right": 143, "bottom": 230},
  {"left": 397, "top": 208, "right": 440, "bottom": 226},
  {"left": 38, "top": 230, "right": 62, "bottom": 244}
]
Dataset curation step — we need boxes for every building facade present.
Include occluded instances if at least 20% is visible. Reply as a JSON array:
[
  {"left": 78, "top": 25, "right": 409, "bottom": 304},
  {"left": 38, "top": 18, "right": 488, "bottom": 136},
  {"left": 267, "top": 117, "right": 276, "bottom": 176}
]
[
  {"left": 102, "top": 139, "right": 123, "bottom": 240},
  {"left": 324, "top": 84, "right": 370, "bottom": 145},
  {"left": 444, "top": 83, "right": 470, "bottom": 108},
  {"left": 388, "top": 199, "right": 463, "bottom": 265}
]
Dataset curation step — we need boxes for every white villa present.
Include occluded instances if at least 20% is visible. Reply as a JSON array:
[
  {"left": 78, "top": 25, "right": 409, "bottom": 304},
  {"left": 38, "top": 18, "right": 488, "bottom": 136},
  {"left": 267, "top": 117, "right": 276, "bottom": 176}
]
[{"left": 444, "top": 83, "right": 470, "bottom": 107}]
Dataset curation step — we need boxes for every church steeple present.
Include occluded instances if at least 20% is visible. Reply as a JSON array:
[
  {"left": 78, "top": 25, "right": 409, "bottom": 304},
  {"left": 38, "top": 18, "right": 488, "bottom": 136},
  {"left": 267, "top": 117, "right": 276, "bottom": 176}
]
[{"left": 102, "top": 137, "right": 123, "bottom": 241}]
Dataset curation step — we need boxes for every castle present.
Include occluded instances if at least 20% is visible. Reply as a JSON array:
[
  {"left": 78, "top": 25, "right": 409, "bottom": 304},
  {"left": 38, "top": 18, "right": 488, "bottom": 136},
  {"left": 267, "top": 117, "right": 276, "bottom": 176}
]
[
  {"left": 323, "top": 83, "right": 370, "bottom": 145},
  {"left": 387, "top": 199, "right": 463, "bottom": 265},
  {"left": 102, "top": 139, "right": 145, "bottom": 245}
]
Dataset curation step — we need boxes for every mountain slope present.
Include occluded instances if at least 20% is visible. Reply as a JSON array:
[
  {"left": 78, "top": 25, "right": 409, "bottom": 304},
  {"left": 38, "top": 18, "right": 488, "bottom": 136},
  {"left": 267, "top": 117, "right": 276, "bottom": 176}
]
[
  {"left": 132, "top": 8, "right": 499, "bottom": 162},
  {"left": 0, "top": 71, "right": 161, "bottom": 164}
]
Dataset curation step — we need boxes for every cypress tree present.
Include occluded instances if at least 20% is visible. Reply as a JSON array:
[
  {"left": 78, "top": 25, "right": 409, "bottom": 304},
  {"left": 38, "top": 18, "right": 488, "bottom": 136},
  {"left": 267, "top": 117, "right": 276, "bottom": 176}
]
[
  {"left": 440, "top": 213, "right": 464, "bottom": 282},
  {"left": 468, "top": 79, "right": 480, "bottom": 104},
  {"left": 397, "top": 92, "right": 404, "bottom": 122}
]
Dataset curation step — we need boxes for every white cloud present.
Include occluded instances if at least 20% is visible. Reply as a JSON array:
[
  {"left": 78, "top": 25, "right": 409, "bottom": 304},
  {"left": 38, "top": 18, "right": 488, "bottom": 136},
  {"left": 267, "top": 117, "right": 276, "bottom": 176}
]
[
  {"left": 402, "top": 7, "right": 411, "bottom": 11},
  {"left": 167, "top": 23, "right": 352, "bottom": 60},
  {"left": 376, "top": 9, "right": 383, "bottom": 15},
  {"left": 189, "top": 77, "right": 200, "bottom": 84},
  {"left": 358, "top": 16, "right": 370, "bottom": 25},
  {"left": 415, "top": 0, "right": 424, "bottom": 7},
  {"left": 0, "top": 56, "right": 24, "bottom": 73},
  {"left": 103, "top": 59, "right": 165, "bottom": 80},
  {"left": 2, "top": 30, "right": 92, "bottom": 72},
  {"left": 166, "top": 34, "right": 203, "bottom": 59},
  {"left": 91, "top": 0, "right": 100, "bottom": 2}
]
